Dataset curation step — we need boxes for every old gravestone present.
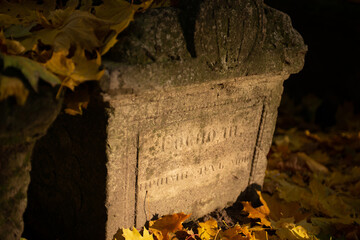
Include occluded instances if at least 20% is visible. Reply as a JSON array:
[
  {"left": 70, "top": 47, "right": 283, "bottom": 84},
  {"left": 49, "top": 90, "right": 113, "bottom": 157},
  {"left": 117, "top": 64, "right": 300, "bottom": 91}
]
[{"left": 23, "top": 1, "right": 306, "bottom": 239}]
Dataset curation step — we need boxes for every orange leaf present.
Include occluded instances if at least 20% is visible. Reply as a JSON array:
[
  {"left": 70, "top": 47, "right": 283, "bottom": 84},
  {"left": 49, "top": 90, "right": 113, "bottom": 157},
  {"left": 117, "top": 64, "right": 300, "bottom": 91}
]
[
  {"left": 149, "top": 213, "right": 191, "bottom": 240},
  {"left": 221, "top": 225, "right": 255, "bottom": 240},
  {"left": 241, "top": 191, "right": 271, "bottom": 227}
]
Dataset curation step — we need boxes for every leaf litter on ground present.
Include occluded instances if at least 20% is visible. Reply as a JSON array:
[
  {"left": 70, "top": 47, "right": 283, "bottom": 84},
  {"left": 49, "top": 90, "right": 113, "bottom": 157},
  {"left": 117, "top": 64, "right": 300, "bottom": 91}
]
[{"left": 117, "top": 127, "right": 360, "bottom": 240}]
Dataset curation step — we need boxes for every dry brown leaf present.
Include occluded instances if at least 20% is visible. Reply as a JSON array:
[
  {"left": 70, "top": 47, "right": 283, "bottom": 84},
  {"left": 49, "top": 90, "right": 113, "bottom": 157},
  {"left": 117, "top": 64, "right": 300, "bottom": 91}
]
[
  {"left": 304, "top": 130, "right": 322, "bottom": 142},
  {"left": 149, "top": 213, "right": 191, "bottom": 240},
  {"left": 220, "top": 225, "right": 255, "bottom": 240},
  {"left": 262, "top": 193, "right": 310, "bottom": 223},
  {"left": 272, "top": 218, "right": 318, "bottom": 240},
  {"left": 297, "top": 152, "right": 329, "bottom": 174}
]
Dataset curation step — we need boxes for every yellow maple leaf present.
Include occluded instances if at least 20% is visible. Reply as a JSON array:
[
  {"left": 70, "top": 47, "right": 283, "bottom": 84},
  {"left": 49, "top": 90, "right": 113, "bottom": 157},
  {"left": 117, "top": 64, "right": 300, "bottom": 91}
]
[
  {"left": 198, "top": 218, "right": 219, "bottom": 240},
  {"left": 94, "top": 0, "right": 153, "bottom": 55},
  {"left": 0, "top": 74, "right": 29, "bottom": 105},
  {"left": 272, "top": 218, "right": 318, "bottom": 240},
  {"left": 45, "top": 48, "right": 104, "bottom": 91},
  {"left": 241, "top": 191, "right": 271, "bottom": 227},
  {"left": 121, "top": 228, "right": 154, "bottom": 240},
  {"left": 149, "top": 212, "right": 191, "bottom": 240},
  {"left": 21, "top": 8, "right": 111, "bottom": 53}
]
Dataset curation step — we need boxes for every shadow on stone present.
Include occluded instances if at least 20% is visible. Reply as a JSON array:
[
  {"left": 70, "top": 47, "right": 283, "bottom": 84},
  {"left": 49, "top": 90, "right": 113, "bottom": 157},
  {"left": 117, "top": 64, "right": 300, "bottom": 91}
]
[
  {"left": 23, "top": 83, "right": 108, "bottom": 240},
  {"left": 184, "top": 183, "right": 263, "bottom": 229}
]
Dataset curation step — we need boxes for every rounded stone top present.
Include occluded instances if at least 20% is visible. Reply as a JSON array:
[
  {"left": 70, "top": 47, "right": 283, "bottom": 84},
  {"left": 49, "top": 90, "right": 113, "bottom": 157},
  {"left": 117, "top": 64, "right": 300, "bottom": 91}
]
[
  {"left": 102, "top": 0, "right": 307, "bottom": 93},
  {"left": 195, "top": 0, "right": 266, "bottom": 72}
]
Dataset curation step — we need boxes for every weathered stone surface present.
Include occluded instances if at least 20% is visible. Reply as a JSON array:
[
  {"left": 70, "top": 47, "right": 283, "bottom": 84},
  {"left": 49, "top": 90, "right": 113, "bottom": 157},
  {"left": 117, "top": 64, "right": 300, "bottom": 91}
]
[
  {"left": 101, "top": 0, "right": 306, "bottom": 237},
  {"left": 103, "top": 74, "right": 285, "bottom": 235},
  {"left": 24, "top": 1, "right": 306, "bottom": 239}
]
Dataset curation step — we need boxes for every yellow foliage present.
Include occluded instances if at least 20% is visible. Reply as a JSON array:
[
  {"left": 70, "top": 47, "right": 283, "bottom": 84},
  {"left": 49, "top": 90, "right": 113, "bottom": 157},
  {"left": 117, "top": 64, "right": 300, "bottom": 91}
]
[
  {"left": 0, "top": 74, "right": 29, "bottom": 105},
  {"left": 272, "top": 218, "right": 318, "bottom": 240},
  {"left": 0, "top": 0, "right": 154, "bottom": 109},
  {"left": 121, "top": 228, "right": 154, "bottom": 240},
  {"left": 94, "top": 0, "right": 153, "bottom": 55},
  {"left": 45, "top": 48, "right": 103, "bottom": 91},
  {"left": 241, "top": 191, "right": 271, "bottom": 227},
  {"left": 220, "top": 224, "right": 256, "bottom": 240},
  {"left": 149, "top": 212, "right": 190, "bottom": 240},
  {"left": 198, "top": 218, "right": 218, "bottom": 240},
  {"left": 0, "top": 53, "right": 60, "bottom": 91}
]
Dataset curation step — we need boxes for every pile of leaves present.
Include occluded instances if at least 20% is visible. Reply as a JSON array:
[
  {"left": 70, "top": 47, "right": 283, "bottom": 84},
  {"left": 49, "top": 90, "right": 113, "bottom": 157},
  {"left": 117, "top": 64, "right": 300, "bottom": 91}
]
[
  {"left": 115, "top": 128, "right": 360, "bottom": 240},
  {"left": 0, "top": 0, "right": 156, "bottom": 114}
]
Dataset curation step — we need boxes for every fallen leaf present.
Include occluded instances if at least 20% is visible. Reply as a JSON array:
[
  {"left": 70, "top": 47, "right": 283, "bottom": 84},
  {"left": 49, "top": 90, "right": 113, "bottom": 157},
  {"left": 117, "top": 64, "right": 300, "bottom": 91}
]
[
  {"left": 265, "top": 170, "right": 313, "bottom": 209},
  {"left": 296, "top": 220, "right": 320, "bottom": 236},
  {"left": 304, "top": 130, "right": 322, "bottom": 142},
  {"left": 0, "top": 74, "right": 29, "bottom": 105},
  {"left": 309, "top": 150, "right": 330, "bottom": 165},
  {"left": 297, "top": 152, "right": 329, "bottom": 174},
  {"left": 220, "top": 224, "right": 255, "bottom": 240},
  {"left": 198, "top": 218, "right": 218, "bottom": 240},
  {"left": 272, "top": 218, "right": 318, "bottom": 240},
  {"left": 122, "top": 228, "right": 154, "bottom": 240},
  {"left": 149, "top": 213, "right": 191, "bottom": 240},
  {"left": 308, "top": 177, "right": 354, "bottom": 218},
  {"left": 241, "top": 191, "right": 271, "bottom": 227},
  {"left": 262, "top": 193, "right": 310, "bottom": 223}
]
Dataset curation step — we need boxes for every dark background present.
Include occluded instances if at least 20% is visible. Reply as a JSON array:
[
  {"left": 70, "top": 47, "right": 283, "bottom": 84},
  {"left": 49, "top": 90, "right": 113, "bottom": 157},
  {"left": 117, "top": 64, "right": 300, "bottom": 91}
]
[{"left": 264, "top": 0, "right": 360, "bottom": 130}]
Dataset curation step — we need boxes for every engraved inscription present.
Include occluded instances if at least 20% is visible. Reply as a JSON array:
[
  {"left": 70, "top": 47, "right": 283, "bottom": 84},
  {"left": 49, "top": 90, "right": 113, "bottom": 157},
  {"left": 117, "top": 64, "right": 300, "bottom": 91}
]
[
  {"left": 139, "top": 154, "right": 251, "bottom": 191},
  {"left": 138, "top": 104, "right": 263, "bottom": 197},
  {"left": 159, "top": 124, "right": 255, "bottom": 153}
]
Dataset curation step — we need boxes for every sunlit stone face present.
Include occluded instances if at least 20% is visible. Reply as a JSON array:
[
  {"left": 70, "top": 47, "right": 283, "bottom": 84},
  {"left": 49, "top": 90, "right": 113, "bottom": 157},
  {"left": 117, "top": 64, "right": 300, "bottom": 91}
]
[
  {"left": 105, "top": 75, "right": 282, "bottom": 231},
  {"left": 136, "top": 102, "right": 263, "bottom": 225}
]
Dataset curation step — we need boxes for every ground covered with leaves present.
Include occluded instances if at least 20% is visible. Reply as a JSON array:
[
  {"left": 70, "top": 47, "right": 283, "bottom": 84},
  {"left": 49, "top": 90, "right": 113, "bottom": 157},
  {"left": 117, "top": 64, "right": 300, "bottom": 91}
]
[{"left": 115, "top": 118, "right": 360, "bottom": 240}]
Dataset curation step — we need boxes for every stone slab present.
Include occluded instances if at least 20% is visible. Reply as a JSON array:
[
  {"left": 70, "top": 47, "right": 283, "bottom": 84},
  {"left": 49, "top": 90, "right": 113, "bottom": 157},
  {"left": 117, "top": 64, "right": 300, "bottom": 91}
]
[
  {"left": 103, "top": 74, "right": 286, "bottom": 236},
  {"left": 24, "top": 0, "right": 307, "bottom": 239}
]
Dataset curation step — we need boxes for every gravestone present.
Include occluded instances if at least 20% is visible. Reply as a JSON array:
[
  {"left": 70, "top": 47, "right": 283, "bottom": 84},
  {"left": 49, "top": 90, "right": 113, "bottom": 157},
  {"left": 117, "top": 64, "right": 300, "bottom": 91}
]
[{"left": 24, "top": 1, "right": 307, "bottom": 239}]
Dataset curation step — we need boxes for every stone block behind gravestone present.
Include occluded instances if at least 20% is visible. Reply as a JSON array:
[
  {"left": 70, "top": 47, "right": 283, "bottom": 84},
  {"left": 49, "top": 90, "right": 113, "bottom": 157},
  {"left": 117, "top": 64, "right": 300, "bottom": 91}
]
[{"left": 24, "top": 1, "right": 306, "bottom": 240}]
